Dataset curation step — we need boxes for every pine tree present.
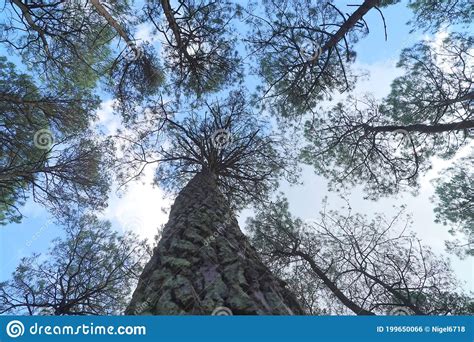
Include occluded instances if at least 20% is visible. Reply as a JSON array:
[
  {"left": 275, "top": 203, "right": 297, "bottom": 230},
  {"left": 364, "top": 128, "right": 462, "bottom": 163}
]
[
  {"left": 122, "top": 92, "right": 303, "bottom": 314},
  {"left": 126, "top": 170, "right": 303, "bottom": 314}
]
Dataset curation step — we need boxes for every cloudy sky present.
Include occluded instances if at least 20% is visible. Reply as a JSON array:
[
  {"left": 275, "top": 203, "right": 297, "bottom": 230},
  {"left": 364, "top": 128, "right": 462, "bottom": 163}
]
[{"left": 1, "top": 0, "right": 472, "bottom": 293}]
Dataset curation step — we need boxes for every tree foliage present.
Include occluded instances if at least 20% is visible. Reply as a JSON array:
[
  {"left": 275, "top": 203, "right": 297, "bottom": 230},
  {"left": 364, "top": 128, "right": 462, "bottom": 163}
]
[
  {"left": 246, "top": 0, "right": 386, "bottom": 118},
  {"left": 408, "top": 0, "right": 474, "bottom": 32},
  {"left": 247, "top": 197, "right": 473, "bottom": 315},
  {"left": 0, "top": 57, "right": 111, "bottom": 224},
  {"left": 1, "top": 0, "right": 163, "bottom": 110},
  {"left": 0, "top": 215, "right": 149, "bottom": 315},
  {"left": 2, "top": 0, "right": 113, "bottom": 86},
  {"left": 146, "top": 0, "right": 242, "bottom": 96},
  {"left": 432, "top": 151, "right": 474, "bottom": 258},
  {"left": 302, "top": 33, "right": 473, "bottom": 198},
  {"left": 384, "top": 33, "right": 473, "bottom": 132},
  {"left": 0, "top": 0, "right": 472, "bottom": 317},
  {"left": 116, "top": 90, "right": 299, "bottom": 209}
]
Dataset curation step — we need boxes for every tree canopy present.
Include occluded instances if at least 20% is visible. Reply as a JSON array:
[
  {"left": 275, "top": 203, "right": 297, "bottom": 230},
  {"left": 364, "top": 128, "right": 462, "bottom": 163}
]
[
  {"left": 116, "top": 90, "right": 299, "bottom": 209},
  {"left": 0, "top": 0, "right": 472, "bottom": 316},
  {"left": 0, "top": 215, "right": 149, "bottom": 315},
  {"left": 247, "top": 197, "right": 473, "bottom": 315},
  {"left": 432, "top": 151, "right": 474, "bottom": 258},
  {"left": 0, "top": 56, "right": 111, "bottom": 224},
  {"left": 302, "top": 33, "right": 473, "bottom": 198}
]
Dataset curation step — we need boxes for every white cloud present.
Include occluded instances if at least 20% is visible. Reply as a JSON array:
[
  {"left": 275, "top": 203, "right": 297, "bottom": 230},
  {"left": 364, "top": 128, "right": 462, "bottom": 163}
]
[
  {"left": 135, "top": 23, "right": 161, "bottom": 44},
  {"left": 257, "top": 56, "right": 474, "bottom": 291},
  {"left": 94, "top": 99, "right": 172, "bottom": 242},
  {"left": 352, "top": 59, "right": 404, "bottom": 99},
  {"left": 94, "top": 99, "right": 120, "bottom": 135},
  {"left": 100, "top": 165, "right": 171, "bottom": 243},
  {"left": 427, "top": 30, "right": 451, "bottom": 73}
]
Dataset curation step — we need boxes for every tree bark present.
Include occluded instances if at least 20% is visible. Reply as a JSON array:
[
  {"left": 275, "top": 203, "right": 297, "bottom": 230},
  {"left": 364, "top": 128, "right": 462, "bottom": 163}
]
[
  {"left": 90, "top": 0, "right": 134, "bottom": 46},
  {"left": 126, "top": 170, "right": 304, "bottom": 315},
  {"left": 292, "top": 250, "right": 375, "bottom": 316},
  {"left": 322, "top": 0, "right": 380, "bottom": 53}
]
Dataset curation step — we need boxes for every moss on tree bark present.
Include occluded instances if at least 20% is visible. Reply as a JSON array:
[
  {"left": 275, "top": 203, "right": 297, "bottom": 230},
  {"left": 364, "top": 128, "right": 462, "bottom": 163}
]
[{"left": 126, "top": 170, "right": 304, "bottom": 315}]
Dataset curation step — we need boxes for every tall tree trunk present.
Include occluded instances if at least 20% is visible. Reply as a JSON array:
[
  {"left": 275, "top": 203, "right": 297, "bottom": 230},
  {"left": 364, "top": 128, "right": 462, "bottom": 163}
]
[{"left": 126, "top": 170, "right": 304, "bottom": 315}]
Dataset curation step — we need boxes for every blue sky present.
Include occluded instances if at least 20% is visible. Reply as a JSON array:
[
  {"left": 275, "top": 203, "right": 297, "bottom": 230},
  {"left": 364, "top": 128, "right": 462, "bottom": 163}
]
[{"left": 1, "top": 0, "right": 472, "bottom": 295}]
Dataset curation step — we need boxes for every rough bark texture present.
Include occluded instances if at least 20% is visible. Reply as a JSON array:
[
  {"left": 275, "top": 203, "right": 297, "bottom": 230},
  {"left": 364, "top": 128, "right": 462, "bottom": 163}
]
[
  {"left": 322, "top": 0, "right": 380, "bottom": 53},
  {"left": 125, "top": 170, "right": 304, "bottom": 315}
]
